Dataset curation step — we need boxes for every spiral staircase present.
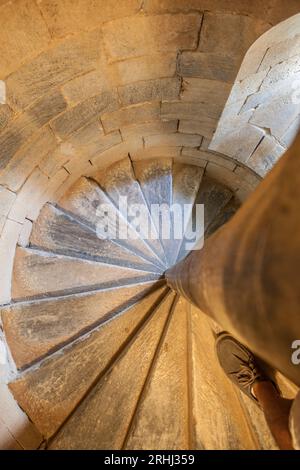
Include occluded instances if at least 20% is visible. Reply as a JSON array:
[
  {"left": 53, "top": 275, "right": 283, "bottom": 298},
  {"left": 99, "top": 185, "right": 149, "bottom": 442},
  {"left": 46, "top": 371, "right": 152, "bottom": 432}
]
[{"left": 0, "top": 155, "right": 258, "bottom": 449}]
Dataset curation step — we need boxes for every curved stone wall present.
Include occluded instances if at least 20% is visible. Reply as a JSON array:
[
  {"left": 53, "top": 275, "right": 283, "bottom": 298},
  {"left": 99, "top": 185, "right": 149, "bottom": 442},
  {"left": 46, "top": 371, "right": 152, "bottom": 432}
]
[
  {"left": 211, "top": 13, "right": 300, "bottom": 176},
  {"left": 0, "top": 0, "right": 299, "bottom": 448}
]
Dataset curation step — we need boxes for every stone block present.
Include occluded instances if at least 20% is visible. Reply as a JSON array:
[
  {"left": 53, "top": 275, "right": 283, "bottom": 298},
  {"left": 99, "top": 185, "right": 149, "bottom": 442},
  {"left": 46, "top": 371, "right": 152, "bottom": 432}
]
[
  {"left": 182, "top": 148, "right": 237, "bottom": 170},
  {"left": 132, "top": 146, "right": 181, "bottom": 161},
  {"left": 61, "top": 70, "right": 111, "bottom": 105},
  {"left": 259, "top": 34, "right": 300, "bottom": 70},
  {"left": 103, "top": 14, "right": 202, "bottom": 61},
  {"left": 0, "top": 219, "right": 22, "bottom": 304},
  {"left": 179, "top": 52, "right": 241, "bottom": 82},
  {"left": 247, "top": 135, "right": 285, "bottom": 177},
  {"left": 0, "top": 90, "right": 65, "bottom": 172},
  {"left": 229, "top": 69, "right": 269, "bottom": 105},
  {"left": 6, "top": 30, "right": 102, "bottom": 110},
  {"left": 8, "top": 168, "right": 49, "bottom": 223},
  {"left": 199, "top": 12, "right": 269, "bottom": 58},
  {"left": 145, "top": 133, "right": 202, "bottom": 148},
  {"left": 0, "top": 105, "right": 13, "bottom": 132},
  {"left": 38, "top": 0, "right": 141, "bottom": 38},
  {"left": 91, "top": 138, "right": 143, "bottom": 169},
  {"left": 179, "top": 118, "right": 217, "bottom": 139},
  {"left": 102, "top": 103, "right": 161, "bottom": 133},
  {"left": 51, "top": 92, "right": 119, "bottom": 139},
  {"left": 0, "top": 186, "right": 16, "bottom": 217},
  {"left": 210, "top": 124, "right": 265, "bottom": 162},
  {"left": 0, "top": 126, "right": 57, "bottom": 192},
  {"left": 162, "top": 101, "right": 221, "bottom": 122},
  {"left": 120, "top": 120, "right": 178, "bottom": 140},
  {"left": 0, "top": 0, "right": 51, "bottom": 77},
  {"left": 118, "top": 78, "right": 181, "bottom": 106},
  {"left": 109, "top": 53, "right": 177, "bottom": 86},
  {"left": 234, "top": 165, "right": 261, "bottom": 187},
  {"left": 18, "top": 219, "right": 33, "bottom": 248},
  {"left": 39, "top": 142, "right": 78, "bottom": 178},
  {"left": 181, "top": 78, "right": 231, "bottom": 107}
]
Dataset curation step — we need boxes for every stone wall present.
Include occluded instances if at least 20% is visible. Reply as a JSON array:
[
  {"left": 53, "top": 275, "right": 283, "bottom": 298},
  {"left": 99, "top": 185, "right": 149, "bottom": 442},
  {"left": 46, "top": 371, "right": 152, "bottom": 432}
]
[
  {"left": 0, "top": 0, "right": 299, "bottom": 448},
  {"left": 211, "top": 14, "right": 300, "bottom": 176}
]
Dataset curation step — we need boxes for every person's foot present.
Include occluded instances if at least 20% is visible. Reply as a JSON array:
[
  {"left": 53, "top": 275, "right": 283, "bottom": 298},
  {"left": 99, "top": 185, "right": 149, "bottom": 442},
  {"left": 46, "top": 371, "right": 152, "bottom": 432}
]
[{"left": 215, "top": 332, "right": 275, "bottom": 405}]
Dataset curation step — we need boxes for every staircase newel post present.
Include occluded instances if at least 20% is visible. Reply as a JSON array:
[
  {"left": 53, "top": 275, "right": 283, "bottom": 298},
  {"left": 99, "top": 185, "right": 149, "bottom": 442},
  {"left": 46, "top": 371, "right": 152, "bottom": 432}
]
[{"left": 166, "top": 132, "right": 300, "bottom": 386}]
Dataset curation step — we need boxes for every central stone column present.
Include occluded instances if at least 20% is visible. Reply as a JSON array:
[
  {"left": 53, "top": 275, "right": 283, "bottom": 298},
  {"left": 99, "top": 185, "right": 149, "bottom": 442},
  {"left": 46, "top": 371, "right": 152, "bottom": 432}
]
[{"left": 166, "top": 133, "right": 300, "bottom": 387}]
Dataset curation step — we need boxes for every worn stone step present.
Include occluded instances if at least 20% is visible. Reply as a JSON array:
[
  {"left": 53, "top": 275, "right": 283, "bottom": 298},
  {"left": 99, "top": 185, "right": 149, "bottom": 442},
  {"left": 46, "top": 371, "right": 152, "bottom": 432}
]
[
  {"left": 9, "top": 286, "right": 168, "bottom": 438},
  {"left": 124, "top": 295, "right": 189, "bottom": 450},
  {"left": 49, "top": 291, "right": 176, "bottom": 449},
  {"left": 177, "top": 176, "right": 233, "bottom": 262},
  {"left": 170, "top": 163, "right": 204, "bottom": 265},
  {"left": 12, "top": 247, "right": 161, "bottom": 301},
  {"left": 189, "top": 306, "right": 259, "bottom": 449},
  {"left": 59, "top": 177, "right": 164, "bottom": 271},
  {"left": 2, "top": 281, "right": 162, "bottom": 370},
  {"left": 93, "top": 157, "right": 167, "bottom": 268},
  {"left": 133, "top": 158, "right": 174, "bottom": 266},
  {"left": 30, "top": 204, "right": 160, "bottom": 273}
]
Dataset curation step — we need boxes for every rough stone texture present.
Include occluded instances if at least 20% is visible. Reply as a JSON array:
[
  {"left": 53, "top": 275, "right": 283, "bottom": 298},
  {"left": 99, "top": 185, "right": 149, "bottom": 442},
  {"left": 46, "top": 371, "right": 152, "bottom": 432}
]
[
  {"left": 199, "top": 12, "right": 269, "bottom": 58},
  {"left": 182, "top": 148, "right": 237, "bottom": 170},
  {"left": 91, "top": 138, "right": 143, "bottom": 169},
  {"left": 59, "top": 177, "right": 163, "bottom": 270},
  {"left": 162, "top": 101, "right": 221, "bottom": 122},
  {"left": 30, "top": 203, "right": 159, "bottom": 273},
  {"left": 17, "top": 219, "right": 32, "bottom": 248},
  {"left": 0, "top": 105, "right": 13, "bottom": 132},
  {"left": 125, "top": 296, "right": 189, "bottom": 449},
  {"left": 61, "top": 70, "right": 111, "bottom": 105},
  {"left": 0, "top": 186, "right": 16, "bottom": 217},
  {"left": 144, "top": 133, "right": 202, "bottom": 148},
  {"left": 0, "top": 127, "right": 57, "bottom": 192},
  {"left": 179, "top": 118, "right": 218, "bottom": 139},
  {"left": 179, "top": 52, "right": 241, "bottom": 83},
  {"left": 259, "top": 34, "right": 300, "bottom": 71},
  {"left": 118, "top": 78, "right": 181, "bottom": 106},
  {"left": 9, "top": 287, "right": 167, "bottom": 438},
  {"left": 143, "top": 0, "right": 300, "bottom": 24},
  {"left": 109, "top": 53, "right": 177, "bottom": 86},
  {"left": 51, "top": 92, "right": 119, "bottom": 139},
  {"left": 8, "top": 169, "right": 49, "bottom": 224},
  {"left": 12, "top": 247, "right": 158, "bottom": 300},
  {"left": 67, "top": 121, "right": 122, "bottom": 159},
  {"left": 120, "top": 120, "right": 178, "bottom": 141},
  {"left": 181, "top": 78, "right": 231, "bottom": 107},
  {"left": 50, "top": 292, "right": 175, "bottom": 449},
  {"left": 247, "top": 135, "right": 286, "bottom": 177},
  {"left": 211, "top": 125, "right": 265, "bottom": 162},
  {"left": 103, "top": 14, "right": 202, "bottom": 62},
  {"left": 102, "top": 103, "right": 161, "bottom": 133},
  {"left": 0, "top": 0, "right": 51, "bottom": 77},
  {"left": 2, "top": 281, "right": 157, "bottom": 369},
  {"left": 0, "top": 91, "right": 66, "bottom": 171},
  {"left": 6, "top": 30, "right": 102, "bottom": 110},
  {"left": 38, "top": 0, "right": 141, "bottom": 38}
]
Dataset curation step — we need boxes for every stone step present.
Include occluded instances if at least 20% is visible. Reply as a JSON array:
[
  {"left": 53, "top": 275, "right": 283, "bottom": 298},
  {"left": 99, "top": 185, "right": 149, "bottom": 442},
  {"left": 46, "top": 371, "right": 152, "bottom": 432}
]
[
  {"left": 170, "top": 163, "right": 204, "bottom": 265},
  {"left": 30, "top": 204, "right": 160, "bottom": 273},
  {"left": 59, "top": 177, "right": 164, "bottom": 271},
  {"left": 9, "top": 286, "right": 168, "bottom": 439},
  {"left": 177, "top": 176, "right": 233, "bottom": 262},
  {"left": 93, "top": 157, "right": 168, "bottom": 268},
  {"left": 49, "top": 291, "right": 176, "bottom": 449},
  {"left": 2, "top": 281, "right": 162, "bottom": 370},
  {"left": 12, "top": 247, "right": 161, "bottom": 301},
  {"left": 124, "top": 295, "right": 189, "bottom": 450},
  {"left": 189, "top": 305, "right": 259, "bottom": 450},
  {"left": 134, "top": 158, "right": 174, "bottom": 265}
]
